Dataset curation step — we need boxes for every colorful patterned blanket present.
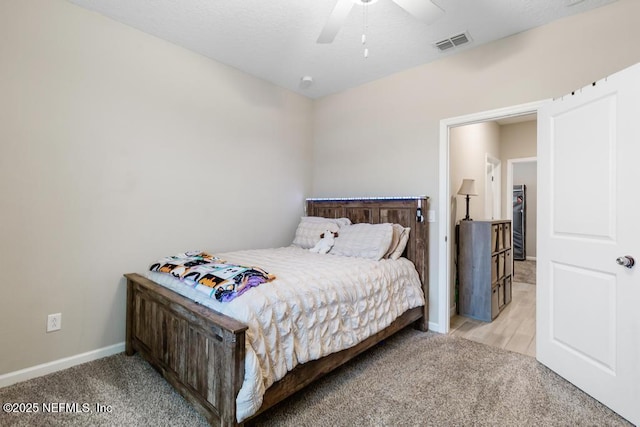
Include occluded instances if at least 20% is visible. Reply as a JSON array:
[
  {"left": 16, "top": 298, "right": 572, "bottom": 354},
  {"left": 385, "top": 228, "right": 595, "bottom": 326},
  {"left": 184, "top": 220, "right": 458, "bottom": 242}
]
[{"left": 149, "top": 251, "right": 275, "bottom": 302}]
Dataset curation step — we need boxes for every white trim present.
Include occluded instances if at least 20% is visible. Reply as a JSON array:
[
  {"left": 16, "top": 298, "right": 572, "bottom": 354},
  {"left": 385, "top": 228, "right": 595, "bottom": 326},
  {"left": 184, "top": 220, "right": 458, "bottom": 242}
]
[
  {"left": 436, "top": 118, "right": 451, "bottom": 334},
  {"left": 485, "top": 154, "right": 502, "bottom": 220},
  {"left": 526, "top": 256, "right": 537, "bottom": 261},
  {"left": 0, "top": 342, "right": 125, "bottom": 388},
  {"left": 438, "top": 100, "right": 546, "bottom": 334}
]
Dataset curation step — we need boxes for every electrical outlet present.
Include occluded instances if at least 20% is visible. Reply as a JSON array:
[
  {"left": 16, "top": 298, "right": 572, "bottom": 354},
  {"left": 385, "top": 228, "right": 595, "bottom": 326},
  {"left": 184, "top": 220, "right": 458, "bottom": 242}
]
[{"left": 47, "top": 313, "right": 62, "bottom": 332}]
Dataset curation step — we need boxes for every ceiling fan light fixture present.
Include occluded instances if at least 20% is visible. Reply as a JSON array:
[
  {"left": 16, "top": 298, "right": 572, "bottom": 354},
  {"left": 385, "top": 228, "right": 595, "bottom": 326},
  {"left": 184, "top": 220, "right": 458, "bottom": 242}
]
[{"left": 317, "top": 0, "right": 444, "bottom": 45}]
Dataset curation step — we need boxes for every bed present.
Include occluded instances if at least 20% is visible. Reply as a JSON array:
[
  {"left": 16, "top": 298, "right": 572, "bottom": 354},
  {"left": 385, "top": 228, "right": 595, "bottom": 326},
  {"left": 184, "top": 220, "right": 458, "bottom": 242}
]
[{"left": 124, "top": 196, "right": 429, "bottom": 426}]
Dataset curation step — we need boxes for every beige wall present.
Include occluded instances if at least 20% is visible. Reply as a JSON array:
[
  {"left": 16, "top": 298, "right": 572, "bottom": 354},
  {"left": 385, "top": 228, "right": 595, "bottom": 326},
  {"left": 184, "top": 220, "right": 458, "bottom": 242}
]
[
  {"left": 312, "top": 0, "right": 640, "bottom": 324},
  {"left": 450, "top": 122, "right": 501, "bottom": 224},
  {"left": 500, "top": 121, "right": 537, "bottom": 217},
  {"left": 0, "top": 0, "right": 312, "bottom": 374},
  {"left": 449, "top": 122, "right": 500, "bottom": 312},
  {"left": 3, "top": 0, "right": 640, "bottom": 376}
]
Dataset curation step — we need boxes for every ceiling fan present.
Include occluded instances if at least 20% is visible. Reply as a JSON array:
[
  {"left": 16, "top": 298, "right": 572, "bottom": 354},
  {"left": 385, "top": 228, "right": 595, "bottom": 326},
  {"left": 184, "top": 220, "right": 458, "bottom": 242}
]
[{"left": 317, "top": 0, "right": 445, "bottom": 44}]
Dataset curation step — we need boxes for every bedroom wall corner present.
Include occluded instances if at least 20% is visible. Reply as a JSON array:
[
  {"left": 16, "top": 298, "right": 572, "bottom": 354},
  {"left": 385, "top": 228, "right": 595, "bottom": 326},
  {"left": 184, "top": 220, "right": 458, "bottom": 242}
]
[
  {"left": 0, "top": 0, "right": 313, "bottom": 376},
  {"left": 310, "top": 0, "right": 640, "bottom": 330}
]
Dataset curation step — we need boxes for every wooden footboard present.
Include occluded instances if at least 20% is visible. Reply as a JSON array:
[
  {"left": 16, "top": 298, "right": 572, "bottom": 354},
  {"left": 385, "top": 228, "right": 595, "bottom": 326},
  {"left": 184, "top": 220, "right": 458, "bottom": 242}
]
[
  {"left": 125, "top": 273, "right": 424, "bottom": 426},
  {"left": 125, "top": 196, "right": 429, "bottom": 426},
  {"left": 125, "top": 273, "right": 246, "bottom": 426}
]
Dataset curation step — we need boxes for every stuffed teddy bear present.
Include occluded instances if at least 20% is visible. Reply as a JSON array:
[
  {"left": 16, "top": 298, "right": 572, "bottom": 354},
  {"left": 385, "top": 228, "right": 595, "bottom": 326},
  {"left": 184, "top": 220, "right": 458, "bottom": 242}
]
[{"left": 309, "top": 229, "right": 339, "bottom": 254}]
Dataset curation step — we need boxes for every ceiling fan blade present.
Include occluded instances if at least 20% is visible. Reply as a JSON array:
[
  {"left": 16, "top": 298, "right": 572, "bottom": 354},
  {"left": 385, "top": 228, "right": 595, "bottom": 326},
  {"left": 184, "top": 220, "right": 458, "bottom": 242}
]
[
  {"left": 317, "top": 0, "right": 355, "bottom": 44},
  {"left": 391, "top": 0, "right": 444, "bottom": 25}
]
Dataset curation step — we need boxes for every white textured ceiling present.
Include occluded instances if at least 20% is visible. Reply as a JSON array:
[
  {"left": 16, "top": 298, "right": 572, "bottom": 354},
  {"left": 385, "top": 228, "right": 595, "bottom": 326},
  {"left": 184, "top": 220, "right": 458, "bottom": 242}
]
[{"left": 68, "top": 0, "right": 618, "bottom": 99}]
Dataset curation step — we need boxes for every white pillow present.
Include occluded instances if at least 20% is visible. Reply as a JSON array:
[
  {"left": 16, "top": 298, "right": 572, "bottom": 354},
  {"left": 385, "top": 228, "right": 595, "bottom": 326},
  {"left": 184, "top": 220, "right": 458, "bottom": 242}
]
[
  {"left": 330, "top": 223, "right": 394, "bottom": 261},
  {"left": 384, "top": 224, "right": 404, "bottom": 259},
  {"left": 389, "top": 227, "right": 410, "bottom": 260},
  {"left": 301, "top": 216, "right": 352, "bottom": 227},
  {"left": 292, "top": 217, "right": 347, "bottom": 249}
]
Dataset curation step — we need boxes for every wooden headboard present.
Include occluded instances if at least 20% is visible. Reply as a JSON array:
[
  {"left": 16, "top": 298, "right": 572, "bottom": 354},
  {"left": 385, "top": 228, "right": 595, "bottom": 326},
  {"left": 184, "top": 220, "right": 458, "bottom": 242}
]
[{"left": 306, "top": 197, "right": 429, "bottom": 321}]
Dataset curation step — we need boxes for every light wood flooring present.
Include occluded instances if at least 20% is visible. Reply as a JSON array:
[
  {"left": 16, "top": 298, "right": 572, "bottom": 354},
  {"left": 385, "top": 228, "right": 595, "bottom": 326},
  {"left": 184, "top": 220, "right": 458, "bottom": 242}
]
[{"left": 450, "top": 281, "right": 536, "bottom": 357}]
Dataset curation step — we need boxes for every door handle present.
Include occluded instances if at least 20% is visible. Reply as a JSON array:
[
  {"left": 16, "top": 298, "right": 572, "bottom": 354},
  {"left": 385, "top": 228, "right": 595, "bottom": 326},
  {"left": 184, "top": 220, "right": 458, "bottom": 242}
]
[{"left": 616, "top": 256, "right": 635, "bottom": 269}]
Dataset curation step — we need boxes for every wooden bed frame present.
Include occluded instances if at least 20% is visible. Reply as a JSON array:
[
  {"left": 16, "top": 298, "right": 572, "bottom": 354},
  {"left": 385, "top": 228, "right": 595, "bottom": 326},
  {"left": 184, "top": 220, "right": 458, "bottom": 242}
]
[{"left": 125, "top": 197, "right": 429, "bottom": 426}]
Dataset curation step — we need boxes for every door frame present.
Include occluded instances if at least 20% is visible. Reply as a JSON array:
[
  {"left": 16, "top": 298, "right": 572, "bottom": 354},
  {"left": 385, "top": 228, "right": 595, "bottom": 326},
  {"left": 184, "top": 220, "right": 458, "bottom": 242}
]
[
  {"left": 507, "top": 157, "right": 537, "bottom": 260},
  {"left": 506, "top": 156, "right": 537, "bottom": 221},
  {"left": 437, "top": 100, "right": 546, "bottom": 333},
  {"left": 485, "top": 154, "right": 501, "bottom": 220}
]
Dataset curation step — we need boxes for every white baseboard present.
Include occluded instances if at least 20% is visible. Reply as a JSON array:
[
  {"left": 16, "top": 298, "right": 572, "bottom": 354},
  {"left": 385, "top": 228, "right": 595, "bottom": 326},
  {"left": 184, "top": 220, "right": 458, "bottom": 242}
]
[
  {"left": 0, "top": 342, "right": 125, "bottom": 388},
  {"left": 428, "top": 320, "right": 444, "bottom": 333},
  {"left": 425, "top": 305, "right": 457, "bottom": 334}
]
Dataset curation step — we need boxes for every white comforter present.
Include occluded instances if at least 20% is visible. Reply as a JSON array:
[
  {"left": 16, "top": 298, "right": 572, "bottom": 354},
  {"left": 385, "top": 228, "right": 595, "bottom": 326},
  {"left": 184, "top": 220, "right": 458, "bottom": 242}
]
[{"left": 146, "top": 246, "right": 425, "bottom": 422}]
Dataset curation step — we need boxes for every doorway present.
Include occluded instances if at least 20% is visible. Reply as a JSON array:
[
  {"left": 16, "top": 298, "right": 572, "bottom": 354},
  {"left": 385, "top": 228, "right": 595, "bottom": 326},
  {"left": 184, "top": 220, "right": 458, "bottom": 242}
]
[
  {"left": 447, "top": 116, "right": 537, "bottom": 356},
  {"left": 508, "top": 157, "right": 538, "bottom": 291},
  {"left": 508, "top": 157, "right": 537, "bottom": 259},
  {"left": 436, "top": 100, "right": 544, "bottom": 340},
  {"left": 438, "top": 67, "right": 640, "bottom": 424}
]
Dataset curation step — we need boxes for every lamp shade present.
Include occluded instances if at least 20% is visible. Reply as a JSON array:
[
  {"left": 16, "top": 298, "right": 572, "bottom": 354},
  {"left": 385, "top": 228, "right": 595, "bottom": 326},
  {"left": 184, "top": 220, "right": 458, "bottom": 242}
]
[{"left": 457, "top": 179, "right": 478, "bottom": 196}]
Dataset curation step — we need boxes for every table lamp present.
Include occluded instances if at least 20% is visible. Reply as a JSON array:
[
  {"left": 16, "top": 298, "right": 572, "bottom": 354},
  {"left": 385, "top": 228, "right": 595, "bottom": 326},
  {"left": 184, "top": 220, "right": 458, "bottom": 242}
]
[{"left": 457, "top": 179, "right": 478, "bottom": 221}]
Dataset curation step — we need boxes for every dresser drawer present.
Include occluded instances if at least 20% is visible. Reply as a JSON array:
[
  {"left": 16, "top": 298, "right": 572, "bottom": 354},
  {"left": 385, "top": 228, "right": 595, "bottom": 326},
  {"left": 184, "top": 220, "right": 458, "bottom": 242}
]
[
  {"left": 491, "top": 224, "right": 500, "bottom": 252},
  {"left": 504, "top": 250, "right": 512, "bottom": 276},
  {"left": 491, "top": 256, "right": 499, "bottom": 283},
  {"left": 504, "top": 276, "right": 512, "bottom": 305},
  {"left": 491, "top": 286, "right": 499, "bottom": 319},
  {"left": 502, "top": 222, "right": 511, "bottom": 248},
  {"left": 458, "top": 220, "right": 513, "bottom": 322}
]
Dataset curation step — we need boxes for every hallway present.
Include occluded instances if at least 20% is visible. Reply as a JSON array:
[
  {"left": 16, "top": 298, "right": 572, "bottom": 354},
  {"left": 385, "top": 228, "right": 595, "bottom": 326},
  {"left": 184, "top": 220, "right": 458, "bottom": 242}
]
[{"left": 450, "top": 279, "right": 536, "bottom": 358}]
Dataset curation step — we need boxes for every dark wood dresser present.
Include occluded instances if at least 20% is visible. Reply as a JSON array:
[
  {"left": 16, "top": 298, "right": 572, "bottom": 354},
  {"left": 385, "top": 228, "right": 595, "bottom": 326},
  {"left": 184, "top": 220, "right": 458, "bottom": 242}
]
[{"left": 458, "top": 220, "right": 513, "bottom": 321}]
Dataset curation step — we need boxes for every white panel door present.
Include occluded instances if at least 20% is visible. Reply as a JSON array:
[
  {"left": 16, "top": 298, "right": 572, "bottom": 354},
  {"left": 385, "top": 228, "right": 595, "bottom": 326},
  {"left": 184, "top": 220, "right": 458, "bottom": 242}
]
[{"left": 537, "top": 63, "right": 640, "bottom": 424}]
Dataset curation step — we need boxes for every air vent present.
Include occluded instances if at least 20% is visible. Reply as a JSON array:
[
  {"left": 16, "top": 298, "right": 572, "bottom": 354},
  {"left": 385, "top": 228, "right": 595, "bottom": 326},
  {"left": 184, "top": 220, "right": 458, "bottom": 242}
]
[{"left": 434, "top": 31, "right": 471, "bottom": 52}]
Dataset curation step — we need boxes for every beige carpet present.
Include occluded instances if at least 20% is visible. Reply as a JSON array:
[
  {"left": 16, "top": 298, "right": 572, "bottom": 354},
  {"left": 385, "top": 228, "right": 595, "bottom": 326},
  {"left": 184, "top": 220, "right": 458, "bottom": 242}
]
[
  {"left": 0, "top": 329, "right": 630, "bottom": 426},
  {"left": 513, "top": 259, "right": 536, "bottom": 285}
]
